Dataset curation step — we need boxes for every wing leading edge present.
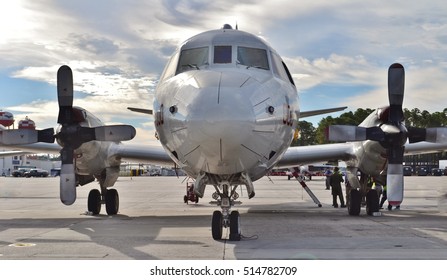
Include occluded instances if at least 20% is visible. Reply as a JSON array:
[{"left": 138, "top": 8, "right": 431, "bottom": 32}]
[
  {"left": 277, "top": 143, "right": 354, "bottom": 168},
  {"left": 278, "top": 141, "right": 447, "bottom": 169}
]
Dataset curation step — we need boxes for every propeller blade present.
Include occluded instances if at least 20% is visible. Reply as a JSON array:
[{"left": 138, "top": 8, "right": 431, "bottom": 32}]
[
  {"left": 386, "top": 146, "right": 405, "bottom": 206},
  {"left": 0, "top": 128, "right": 54, "bottom": 145},
  {"left": 37, "top": 127, "right": 56, "bottom": 143},
  {"left": 386, "top": 164, "right": 404, "bottom": 206},
  {"left": 0, "top": 129, "right": 38, "bottom": 145},
  {"left": 60, "top": 163, "right": 76, "bottom": 205},
  {"left": 408, "top": 127, "right": 447, "bottom": 143},
  {"left": 59, "top": 146, "right": 76, "bottom": 205},
  {"left": 388, "top": 63, "right": 405, "bottom": 124},
  {"left": 407, "top": 127, "right": 426, "bottom": 143},
  {"left": 93, "top": 125, "right": 136, "bottom": 142},
  {"left": 73, "top": 125, "right": 136, "bottom": 144},
  {"left": 57, "top": 65, "right": 74, "bottom": 124},
  {"left": 328, "top": 125, "right": 385, "bottom": 142},
  {"left": 425, "top": 128, "right": 447, "bottom": 143}
]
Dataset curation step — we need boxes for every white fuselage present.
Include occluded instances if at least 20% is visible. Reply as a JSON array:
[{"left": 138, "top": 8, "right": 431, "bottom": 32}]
[{"left": 153, "top": 28, "right": 299, "bottom": 186}]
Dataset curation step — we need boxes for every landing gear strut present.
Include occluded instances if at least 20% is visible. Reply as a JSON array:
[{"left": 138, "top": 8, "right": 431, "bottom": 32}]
[{"left": 211, "top": 182, "right": 241, "bottom": 241}]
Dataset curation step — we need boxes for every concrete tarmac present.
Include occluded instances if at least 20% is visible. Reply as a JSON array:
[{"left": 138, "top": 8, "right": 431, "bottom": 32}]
[{"left": 1, "top": 175, "right": 447, "bottom": 259}]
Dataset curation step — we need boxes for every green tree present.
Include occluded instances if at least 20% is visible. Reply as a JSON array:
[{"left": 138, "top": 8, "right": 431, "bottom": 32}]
[
  {"left": 315, "top": 108, "right": 374, "bottom": 144},
  {"left": 291, "top": 120, "right": 316, "bottom": 146}
]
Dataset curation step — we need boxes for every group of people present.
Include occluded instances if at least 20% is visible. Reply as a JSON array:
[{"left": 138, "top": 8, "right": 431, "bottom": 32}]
[{"left": 324, "top": 167, "right": 399, "bottom": 210}]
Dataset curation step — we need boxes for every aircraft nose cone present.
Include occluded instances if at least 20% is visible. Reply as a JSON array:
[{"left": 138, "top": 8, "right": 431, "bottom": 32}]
[
  {"left": 192, "top": 98, "right": 253, "bottom": 139},
  {"left": 186, "top": 85, "right": 255, "bottom": 174}
]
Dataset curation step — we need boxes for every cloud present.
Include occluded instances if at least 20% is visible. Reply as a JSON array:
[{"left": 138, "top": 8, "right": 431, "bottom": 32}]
[
  {"left": 286, "top": 54, "right": 382, "bottom": 91},
  {"left": 2, "top": 0, "right": 447, "bottom": 142}
]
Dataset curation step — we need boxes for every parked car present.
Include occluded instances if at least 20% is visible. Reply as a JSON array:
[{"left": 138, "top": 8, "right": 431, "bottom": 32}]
[
  {"left": 403, "top": 166, "right": 413, "bottom": 176},
  {"left": 24, "top": 169, "right": 49, "bottom": 177},
  {"left": 415, "top": 166, "right": 429, "bottom": 176},
  {"left": 431, "top": 168, "right": 443, "bottom": 176},
  {"left": 12, "top": 168, "right": 30, "bottom": 177}
]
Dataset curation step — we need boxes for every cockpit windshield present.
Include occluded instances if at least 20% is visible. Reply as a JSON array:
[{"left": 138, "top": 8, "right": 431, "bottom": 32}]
[
  {"left": 175, "top": 45, "right": 270, "bottom": 75},
  {"left": 237, "top": 47, "right": 269, "bottom": 70},
  {"left": 176, "top": 47, "right": 209, "bottom": 74}
]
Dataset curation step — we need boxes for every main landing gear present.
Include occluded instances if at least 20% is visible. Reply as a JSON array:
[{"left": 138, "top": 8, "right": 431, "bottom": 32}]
[
  {"left": 211, "top": 182, "right": 241, "bottom": 241},
  {"left": 87, "top": 187, "right": 119, "bottom": 215},
  {"left": 345, "top": 172, "right": 380, "bottom": 216}
]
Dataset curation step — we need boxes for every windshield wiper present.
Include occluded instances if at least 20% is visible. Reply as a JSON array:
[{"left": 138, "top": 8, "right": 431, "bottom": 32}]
[{"left": 184, "top": 64, "right": 200, "bottom": 70}]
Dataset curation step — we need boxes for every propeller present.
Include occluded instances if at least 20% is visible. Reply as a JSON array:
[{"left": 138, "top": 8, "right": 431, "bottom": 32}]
[
  {"left": 329, "top": 63, "right": 447, "bottom": 207},
  {"left": 384, "top": 63, "right": 406, "bottom": 206},
  {"left": 55, "top": 65, "right": 136, "bottom": 205}
]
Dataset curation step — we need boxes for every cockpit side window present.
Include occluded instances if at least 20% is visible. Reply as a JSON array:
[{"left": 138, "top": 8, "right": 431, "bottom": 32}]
[
  {"left": 160, "top": 51, "right": 179, "bottom": 81},
  {"left": 176, "top": 46, "right": 209, "bottom": 74},
  {"left": 237, "top": 47, "right": 269, "bottom": 70},
  {"left": 271, "top": 51, "right": 295, "bottom": 86},
  {"left": 214, "top": 46, "right": 232, "bottom": 63}
]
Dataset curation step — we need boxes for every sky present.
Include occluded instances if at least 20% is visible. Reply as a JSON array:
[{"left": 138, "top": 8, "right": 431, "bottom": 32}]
[{"left": 1, "top": 0, "right": 447, "bottom": 146}]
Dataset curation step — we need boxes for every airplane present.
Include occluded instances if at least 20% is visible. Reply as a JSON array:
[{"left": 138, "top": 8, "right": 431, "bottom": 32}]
[{"left": 2, "top": 24, "right": 447, "bottom": 241}]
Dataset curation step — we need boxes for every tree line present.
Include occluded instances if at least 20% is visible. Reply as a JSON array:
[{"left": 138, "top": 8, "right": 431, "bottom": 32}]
[{"left": 292, "top": 108, "right": 447, "bottom": 146}]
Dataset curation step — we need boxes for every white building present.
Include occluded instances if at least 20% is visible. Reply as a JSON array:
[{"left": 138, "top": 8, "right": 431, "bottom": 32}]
[{"left": 1, "top": 153, "right": 60, "bottom": 176}]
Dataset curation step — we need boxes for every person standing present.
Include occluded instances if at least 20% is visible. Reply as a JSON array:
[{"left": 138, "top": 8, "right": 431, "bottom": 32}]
[
  {"left": 330, "top": 167, "right": 346, "bottom": 208},
  {"left": 324, "top": 168, "right": 332, "bottom": 190}
]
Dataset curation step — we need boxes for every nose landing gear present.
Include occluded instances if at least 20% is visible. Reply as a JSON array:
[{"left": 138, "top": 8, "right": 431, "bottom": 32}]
[{"left": 211, "top": 182, "right": 241, "bottom": 241}]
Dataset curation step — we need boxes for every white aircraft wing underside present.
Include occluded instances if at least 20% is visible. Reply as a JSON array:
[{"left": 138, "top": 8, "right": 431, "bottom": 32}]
[
  {"left": 403, "top": 142, "right": 447, "bottom": 155},
  {"left": 278, "top": 141, "right": 447, "bottom": 169},
  {"left": 0, "top": 142, "right": 61, "bottom": 154},
  {"left": 277, "top": 143, "right": 355, "bottom": 168},
  {"left": 1, "top": 142, "right": 173, "bottom": 166},
  {"left": 0, "top": 150, "right": 30, "bottom": 157},
  {"left": 109, "top": 144, "right": 174, "bottom": 166}
]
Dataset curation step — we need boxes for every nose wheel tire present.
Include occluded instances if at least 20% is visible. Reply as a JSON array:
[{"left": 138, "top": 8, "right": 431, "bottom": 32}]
[
  {"left": 212, "top": 211, "right": 223, "bottom": 240},
  {"left": 87, "top": 189, "right": 101, "bottom": 215},
  {"left": 229, "top": 211, "right": 241, "bottom": 241},
  {"left": 105, "top": 188, "right": 119, "bottom": 215}
]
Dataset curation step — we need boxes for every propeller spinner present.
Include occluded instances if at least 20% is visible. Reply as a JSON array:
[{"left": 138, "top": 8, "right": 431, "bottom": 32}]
[{"left": 55, "top": 65, "right": 136, "bottom": 205}]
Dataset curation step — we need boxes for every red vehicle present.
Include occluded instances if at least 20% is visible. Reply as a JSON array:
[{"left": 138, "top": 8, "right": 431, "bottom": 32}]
[{"left": 184, "top": 182, "right": 199, "bottom": 204}]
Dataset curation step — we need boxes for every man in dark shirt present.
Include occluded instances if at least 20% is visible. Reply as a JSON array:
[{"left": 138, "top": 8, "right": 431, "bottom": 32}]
[{"left": 330, "top": 167, "right": 346, "bottom": 208}]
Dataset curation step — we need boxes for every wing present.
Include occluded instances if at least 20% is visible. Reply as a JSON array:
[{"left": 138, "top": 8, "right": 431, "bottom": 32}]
[
  {"left": 0, "top": 143, "right": 61, "bottom": 154},
  {"left": 0, "top": 150, "right": 29, "bottom": 158},
  {"left": 300, "top": 107, "right": 347, "bottom": 118},
  {"left": 127, "top": 107, "right": 153, "bottom": 115},
  {"left": 108, "top": 143, "right": 174, "bottom": 166},
  {"left": 277, "top": 142, "right": 354, "bottom": 168},
  {"left": 1, "top": 141, "right": 174, "bottom": 166},
  {"left": 404, "top": 142, "right": 447, "bottom": 155},
  {"left": 277, "top": 141, "right": 447, "bottom": 169}
]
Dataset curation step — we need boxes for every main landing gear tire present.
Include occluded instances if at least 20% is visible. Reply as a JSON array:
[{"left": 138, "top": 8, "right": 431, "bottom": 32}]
[
  {"left": 229, "top": 211, "right": 241, "bottom": 241},
  {"left": 87, "top": 189, "right": 101, "bottom": 215},
  {"left": 348, "top": 189, "right": 361, "bottom": 216},
  {"left": 105, "top": 188, "right": 119, "bottom": 215},
  {"left": 366, "top": 189, "right": 380, "bottom": 215},
  {"left": 212, "top": 211, "right": 223, "bottom": 240}
]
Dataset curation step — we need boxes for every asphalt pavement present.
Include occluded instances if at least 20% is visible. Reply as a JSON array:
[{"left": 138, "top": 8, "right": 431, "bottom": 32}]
[{"left": 1, "top": 175, "right": 447, "bottom": 259}]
